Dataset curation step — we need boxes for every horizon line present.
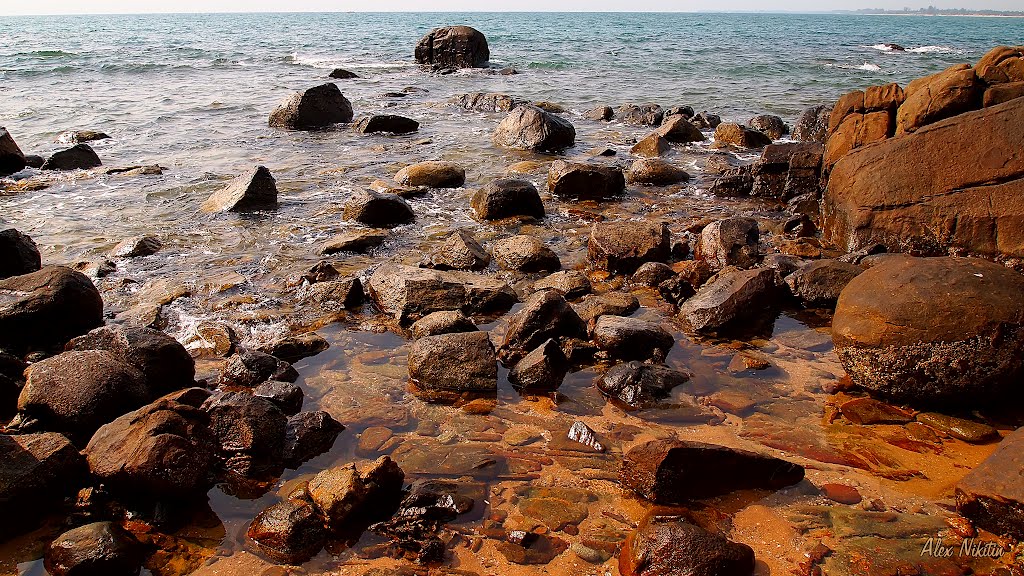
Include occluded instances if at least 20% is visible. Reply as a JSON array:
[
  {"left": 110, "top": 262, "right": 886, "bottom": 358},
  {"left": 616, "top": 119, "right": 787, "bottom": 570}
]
[{"left": 0, "top": 9, "right": 976, "bottom": 17}]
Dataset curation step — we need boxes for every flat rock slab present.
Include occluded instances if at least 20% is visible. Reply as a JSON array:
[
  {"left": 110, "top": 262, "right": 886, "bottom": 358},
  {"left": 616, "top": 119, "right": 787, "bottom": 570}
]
[{"left": 956, "top": 426, "right": 1024, "bottom": 539}]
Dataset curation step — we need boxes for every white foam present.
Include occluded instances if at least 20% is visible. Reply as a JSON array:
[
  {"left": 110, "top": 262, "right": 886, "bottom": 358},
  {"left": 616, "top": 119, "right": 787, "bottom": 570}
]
[
  {"left": 828, "top": 62, "right": 883, "bottom": 72},
  {"left": 909, "top": 45, "right": 964, "bottom": 54}
]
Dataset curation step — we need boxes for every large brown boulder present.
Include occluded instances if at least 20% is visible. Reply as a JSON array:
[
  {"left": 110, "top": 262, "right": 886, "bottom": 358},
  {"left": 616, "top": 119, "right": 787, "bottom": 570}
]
[
  {"left": 367, "top": 263, "right": 516, "bottom": 325},
  {"left": 955, "top": 426, "right": 1024, "bottom": 539},
  {"left": 0, "top": 228, "right": 41, "bottom": 280},
  {"left": 823, "top": 83, "right": 904, "bottom": 171},
  {"left": 792, "top": 104, "right": 832, "bottom": 142},
  {"left": 973, "top": 45, "right": 1024, "bottom": 85},
  {"left": 833, "top": 256, "right": 1024, "bottom": 405},
  {"left": 655, "top": 115, "right": 705, "bottom": 143},
  {"left": 45, "top": 521, "right": 144, "bottom": 576},
  {"left": 493, "top": 105, "right": 575, "bottom": 152},
  {"left": 343, "top": 189, "right": 414, "bottom": 227},
  {"left": 749, "top": 142, "right": 823, "bottom": 200},
  {"left": 268, "top": 83, "right": 353, "bottom": 130},
  {"left": 0, "top": 432, "right": 86, "bottom": 538},
  {"left": 0, "top": 127, "right": 26, "bottom": 176},
  {"left": 896, "top": 64, "right": 983, "bottom": 134},
  {"left": 408, "top": 331, "right": 497, "bottom": 401},
  {"left": 619, "top": 514, "right": 755, "bottom": 576},
  {"left": 500, "top": 290, "right": 586, "bottom": 362},
  {"left": 67, "top": 325, "right": 195, "bottom": 396},
  {"left": 677, "top": 267, "right": 778, "bottom": 333},
  {"left": 395, "top": 160, "right": 465, "bottom": 188},
  {"left": 822, "top": 97, "right": 1024, "bottom": 259},
  {"left": 588, "top": 221, "right": 670, "bottom": 274},
  {"left": 41, "top": 144, "right": 101, "bottom": 171},
  {"left": 247, "top": 499, "right": 328, "bottom": 564},
  {"left": 713, "top": 123, "right": 771, "bottom": 148},
  {"left": 471, "top": 178, "right": 544, "bottom": 220},
  {"left": 695, "top": 217, "right": 759, "bottom": 270},
  {"left": 203, "top": 390, "right": 288, "bottom": 478},
  {"left": 414, "top": 26, "right": 489, "bottom": 69},
  {"left": 547, "top": 160, "right": 625, "bottom": 200}
]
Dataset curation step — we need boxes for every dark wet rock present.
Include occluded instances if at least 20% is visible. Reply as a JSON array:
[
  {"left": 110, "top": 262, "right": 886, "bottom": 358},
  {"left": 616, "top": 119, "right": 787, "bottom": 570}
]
[
  {"left": 598, "top": 361, "right": 690, "bottom": 409},
  {"left": 308, "top": 456, "right": 405, "bottom": 527},
  {"left": 665, "top": 105, "right": 695, "bottom": 119},
  {"left": 691, "top": 112, "right": 722, "bottom": 129},
  {"left": 343, "top": 189, "right": 414, "bottom": 227},
  {"left": 471, "top": 178, "right": 544, "bottom": 221},
  {"left": 593, "top": 315, "right": 674, "bottom": 362},
  {"left": 201, "top": 165, "right": 278, "bottom": 213},
  {"left": 56, "top": 130, "right": 110, "bottom": 144},
  {"left": 496, "top": 532, "right": 569, "bottom": 565},
  {"left": 620, "top": 438, "right": 804, "bottom": 502},
  {"left": 916, "top": 412, "right": 999, "bottom": 444},
  {"left": 45, "top": 521, "right": 144, "bottom": 576},
  {"left": 573, "top": 291, "right": 640, "bottom": 324},
  {"left": 328, "top": 68, "right": 358, "bottom": 79},
  {"left": 533, "top": 100, "right": 565, "bottom": 113},
  {"left": 355, "top": 114, "right": 419, "bottom": 135},
  {"left": 284, "top": 411, "right": 344, "bottom": 468},
  {"left": 110, "top": 235, "right": 161, "bottom": 258},
  {"left": 750, "top": 141, "right": 824, "bottom": 200},
  {"left": 492, "top": 235, "right": 561, "bottom": 273},
  {"left": 451, "top": 92, "right": 526, "bottom": 113},
  {"left": 320, "top": 229, "right": 387, "bottom": 255},
  {"left": 588, "top": 221, "right": 670, "bottom": 275},
  {"left": 619, "top": 514, "right": 755, "bottom": 576},
  {"left": 411, "top": 310, "right": 477, "bottom": 339},
  {"left": 677, "top": 267, "right": 778, "bottom": 332},
  {"left": 0, "top": 127, "right": 26, "bottom": 176},
  {"left": 269, "top": 83, "right": 353, "bottom": 129},
  {"left": 23, "top": 154, "right": 44, "bottom": 169},
  {"left": 626, "top": 158, "right": 689, "bottom": 185},
  {"left": 714, "top": 123, "right": 772, "bottom": 148},
  {"left": 67, "top": 325, "right": 195, "bottom": 396},
  {"left": 415, "top": 26, "right": 489, "bottom": 68},
  {"left": 534, "top": 270, "right": 592, "bottom": 300},
  {"left": 747, "top": 114, "right": 789, "bottom": 140},
  {"left": 84, "top": 389, "right": 217, "bottom": 497},
  {"left": 793, "top": 104, "right": 833, "bottom": 142},
  {"left": 762, "top": 254, "right": 804, "bottom": 277},
  {"left": 784, "top": 259, "right": 863, "bottom": 308},
  {"left": 657, "top": 274, "right": 697, "bottom": 307},
  {"left": 839, "top": 397, "right": 913, "bottom": 425},
  {"left": 425, "top": 229, "right": 490, "bottom": 271},
  {"left": 41, "top": 143, "right": 101, "bottom": 171},
  {"left": 0, "top": 228, "right": 41, "bottom": 280},
  {"left": 695, "top": 217, "right": 759, "bottom": 270},
  {"left": 370, "top": 478, "right": 480, "bottom": 560},
  {"left": 509, "top": 338, "right": 569, "bottom": 391},
  {"left": 253, "top": 380, "right": 304, "bottom": 416},
  {"left": 707, "top": 165, "right": 753, "bottom": 198},
  {"left": 585, "top": 105, "right": 614, "bottom": 121},
  {"left": 630, "top": 132, "right": 671, "bottom": 157},
  {"left": 617, "top": 104, "right": 664, "bottom": 126},
  {"left": 16, "top": 350, "right": 149, "bottom": 440},
  {"left": 260, "top": 332, "right": 329, "bottom": 364},
  {"left": 631, "top": 262, "right": 675, "bottom": 287},
  {"left": 395, "top": 160, "right": 465, "bottom": 188},
  {"left": 369, "top": 179, "right": 423, "bottom": 199},
  {"left": 955, "top": 426, "right": 1024, "bottom": 539},
  {"left": 221, "top": 349, "right": 299, "bottom": 387},
  {"left": 654, "top": 115, "right": 706, "bottom": 143},
  {"left": 0, "top": 432, "right": 86, "bottom": 537},
  {"left": 367, "top": 263, "right": 516, "bottom": 325},
  {"left": 500, "top": 290, "right": 586, "bottom": 361},
  {"left": 408, "top": 331, "right": 497, "bottom": 401},
  {"left": 493, "top": 105, "right": 576, "bottom": 152},
  {"left": 247, "top": 499, "right": 328, "bottom": 564},
  {"left": 202, "top": 390, "right": 287, "bottom": 478},
  {"left": 833, "top": 256, "right": 1024, "bottom": 405},
  {"left": 548, "top": 160, "right": 625, "bottom": 200}
]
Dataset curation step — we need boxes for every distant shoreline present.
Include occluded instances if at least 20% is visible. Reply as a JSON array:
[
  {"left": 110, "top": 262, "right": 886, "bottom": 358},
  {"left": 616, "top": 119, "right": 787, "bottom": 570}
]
[{"left": 1, "top": 9, "right": 1023, "bottom": 17}]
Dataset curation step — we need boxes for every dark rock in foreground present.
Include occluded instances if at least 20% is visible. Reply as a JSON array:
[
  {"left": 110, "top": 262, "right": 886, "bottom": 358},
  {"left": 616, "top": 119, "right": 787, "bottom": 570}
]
[
  {"left": 793, "top": 104, "right": 832, "bottom": 142},
  {"left": 368, "top": 263, "right": 516, "bottom": 325},
  {"left": 343, "top": 189, "right": 414, "bottom": 227},
  {"left": 677, "top": 267, "right": 778, "bottom": 332},
  {"left": 41, "top": 143, "right": 101, "bottom": 171},
  {"left": 284, "top": 410, "right": 344, "bottom": 468},
  {"left": 0, "top": 432, "right": 86, "bottom": 538},
  {"left": 493, "top": 105, "right": 576, "bottom": 152},
  {"left": 598, "top": 361, "right": 690, "bottom": 409},
  {"left": 415, "top": 25, "right": 489, "bottom": 69},
  {"left": 408, "top": 331, "right": 497, "bottom": 401},
  {"left": 355, "top": 114, "right": 419, "bottom": 135},
  {"left": 547, "top": 160, "right": 625, "bottom": 200},
  {"left": 0, "top": 228, "right": 41, "bottom": 280},
  {"left": 784, "top": 259, "right": 863, "bottom": 308},
  {"left": 472, "top": 178, "right": 545, "bottom": 220},
  {"left": 593, "top": 316, "right": 674, "bottom": 362},
  {"left": 67, "top": 324, "right": 195, "bottom": 396},
  {"left": 955, "top": 426, "right": 1024, "bottom": 539},
  {"left": 620, "top": 438, "right": 804, "bottom": 503},
  {"left": 619, "top": 514, "right": 755, "bottom": 576},
  {"left": 0, "top": 127, "right": 26, "bottom": 176},
  {"left": 588, "top": 221, "right": 670, "bottom": 275},
  {"left": 247, "top": 499, "right": 328, "bottom": 564},
  {"left": 269, "top": 83, "right": 353, "bottom": 130},
  {"left": 747, "top": 114, "right": 788, "bottom": 140},
  {"left": 201, "top": 165, "right": 278, "bottom": 213},
  {"left": 395, "top": 160, "right": 465, "bottom": 188},
  {"left": 45, "top": 521, "right": 144, "bottom": 576}
]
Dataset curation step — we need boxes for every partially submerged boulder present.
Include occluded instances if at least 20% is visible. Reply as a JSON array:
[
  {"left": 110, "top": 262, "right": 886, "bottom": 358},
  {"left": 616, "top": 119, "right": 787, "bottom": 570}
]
[
  {"left": 269, "top": 83, "right": 353, "bottom": 129},
  {"left": 425, "top": 229, "right": 490, "bottom": 271},
  {"left": 500, "top": 290, "right": 586, "bottom": 361},
  {"left": 592, "top": 316, "right": 674, "bottom": 362},
  {"left": 343, "top": 189, "right": 414, "bottom": 227},
  {"left": 792, "top": 104, "right": 833, "bottom": 142},
  {"left": 616, "top": 104, "right": 664, "bottom": 126},
  {"left": 747, "top": 114, "right": 788, "bottom": 140},
  {"left": 619, "top": 514, "right": 755, "bottom": 576},
  {"left": 0, "top": 228, "right": 41, "bottom": 280},
  {"left": 784, "top": 259, "right": 863, "bottom": 308},
  {"left": 471, "top": 179, "right": 545, "bottom": 220},
  {"left": 955, "top": 426, "right": 1024, "bottom": 539},
  {"left": 395, "top": 161, "right": 465, "bottom": 188},
  {"left": 247, "top": 499, "right": 327, "bottom": 564},
  {"left": 201, "top": 166, "right": 278, "bottom": 213},
  {"left": 492, "top": 235, "right": 561, "bottom": 273},
  {"left": 493, "top": 105, "right": 576, "bottom": 152},
  {"left": 67, "top": 325, "right": 195, "bottom": 396},
  {"left": 354, "top": 114, "right": 419, "bottom": 135},
  {"left": 414, "top": 26, "right": 489, "bottom": 68},
  {"left": 45, "top": 521, "right": 144, "bottom": 576},
  {"left": 408, "top": 331, "right": 497, "bottom": 401},
  {"left": 41, "top": 144, "right": 101, "bottom": 171},
  {"left": 0, "top": 127, "right": 26, "bottom": 176},
  {"left": 695, "top": 217, "right": 759, "bottom": 270},
  {"left": 509, "top": 338, "right": 569, "bottom": 391},
  {"left": 598, "top": 362, "right": 689, "bottom": 409},
  {"left": 626, "top": 158, "right": 689, "bottom": 185},
  {"left": 588, "top": 221, "right": 670, "bottom": 275},
  {"left": 655, "top": 115, "right": 705, "bottom": 143},
  {"left": 547, "top": 160, "right": 625, "bottom": 200},
  {"left": 714, "top": 123, "right": 771, "bottom": 148},
  {"left": 677, "top": 267, "right": 778, "bottom": 332},
  {"left": 202, "top": 390, "right": 288, "bottom": 478},
  {"left": 0, "top": 432, "right": 86, "bottom": 537},
  {"left": 367, "top": 263, "right": 516, "bottom": 325}
]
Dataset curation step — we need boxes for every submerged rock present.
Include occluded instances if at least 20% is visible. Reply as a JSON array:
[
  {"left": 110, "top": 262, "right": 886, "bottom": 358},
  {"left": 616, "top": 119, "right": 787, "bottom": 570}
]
[
  {"left": 677, "top": 267, "right": 778, "bottom": 332},
  {"left": 319, "top": 229, "right": 388, "bottom": 255},
  {"left": 395, "top": 160, "right": 465, "bottom": 188},
  {"left": 45, "top": 521, "right": 144, "bottom": 576},
  {"left": 415, "top": 25, "right": 489, "bottom": 68},
  {"left": 492, "top": 235, "right": 561, "bottom": 273},
  {"left": 493, "top": 105, "right": 576, "bottom": 152},
  {"left": 472, "top": 178, "right": 545, "bottom": 220},
  {"left": 619, "top": 514, "right": 755, "bottom": 576},
  {"left": 0, "top": 127, "right": 26, "bottom": 176},
  {"left": 367, "top": 263, "right": 516, "bottom": 325},
  {"left": 343, "top": 189, "right": 414, "bottom": 227},
  {"left": 283, "top": 410, "right": 344, "bottom": 468},
  {"left": 110, "top": 234, "right": 162, "bottom": 258},
  {"left": 0, "top": 228, "right": 41, "bottom": 280},
  {"left": 308, "top": 456, "right": 405, "bottom": 528},
  {"left": 955, "top": 426, "right": 1024, "bottom": 539},
  {"left": 408, "top": 331, "right": 497, "bottom": 401},
  {"left": 201, "top": 165, "right": 278, "bottom": 213},
  {"left": 588, "top": 221, "right": 670, "bottom": 275},
  {"left": 585, "top": 105, "right": 614, "bottom": 121},
  {"left": 247, "top": 499, "right": 328, "bottom": 564},
  {"left": 328, "top": 68, "right": 358, "bottom": 79},
  {"left": 620, "top": 438, "right": 804, "bottom": 503},
  {"left": 41, "top": 143, "right": 102, "bottom": 171},
  {"left": 547, "top": 160, "right": 625, "bottom": 200},
  {"left": 268, "top": 83, "right": 353, "bottom": 129},
  {"left": 354, "top": 114, "right": 419, "bottom": 134},
  {"left": 597, "top": 361, "right": 690, "bottom": 409},
  {"left": 593, "top": 315, "right": 674, "bottom": 362}
]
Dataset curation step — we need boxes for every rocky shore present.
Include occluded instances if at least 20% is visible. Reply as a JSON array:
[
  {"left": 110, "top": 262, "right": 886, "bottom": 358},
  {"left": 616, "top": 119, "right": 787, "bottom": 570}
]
[{"left": 1, "top": 28, "right": 1023, "bottom": 576}]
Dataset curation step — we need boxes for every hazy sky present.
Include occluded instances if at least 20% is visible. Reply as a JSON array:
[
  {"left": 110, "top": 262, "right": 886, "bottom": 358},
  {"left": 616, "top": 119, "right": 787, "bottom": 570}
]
[{"left": 1, "top": 0, "right": 1021, "bottom": 16}]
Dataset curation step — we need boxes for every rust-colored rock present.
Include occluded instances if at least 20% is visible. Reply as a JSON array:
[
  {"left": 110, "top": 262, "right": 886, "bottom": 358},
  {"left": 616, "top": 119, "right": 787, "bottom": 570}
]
[
  {"left": 896, "top": 64, "right": 983, "bottom": 134},
  {"left": 619, "top": 514, "right": 755, "bottom": 576},
  {"left": 974, "top": 45, "right": 1024, "bottom": 85},
  {"left": 983, "top": 81, "right": 1024, "bottom": 107},
  {"left": 956, "top": 426, "right": 1024, "bottom": 539}
]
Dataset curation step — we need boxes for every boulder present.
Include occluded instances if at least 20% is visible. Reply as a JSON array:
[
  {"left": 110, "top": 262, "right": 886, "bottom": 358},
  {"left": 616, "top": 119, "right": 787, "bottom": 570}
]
[
  {"left": 410, "top": 310, "right": 477, "bottom": 339},
  {"left": 201, "top": 165, "right": 278, "bottom": 213},
  {"left": 974, "top": 45, "right": 1024, "bottom": 85},
  {"left": 110, "top": 235, "right": 161, "bottom": 258},
  {"left": 784, "top": 259, "right": 863, "bottom": 308},
  {"left": 983, "top": 81, "right": 1024, "bottom": 107},
  {"left": 56, "top": 130, "right": 110, "bottom": 144},
  {"left": 66, "top": 325, "right": 195, "bottom": 396},
  {"left": 620, "top": 438, "right": 804, "bottom": 503},
  {"left": 533, "top": 270, "right": 592, "bottom": 300},
  {"left": 619, "top": 515, "right": 755, "bottom": 576},
  {"left": 41, "top": 144, "right": 101, "bottom": 171},
  {"left": 354, "top": 114, "right": 419, "bottom": 134},
  {"left": 691, "top": 112, "right": 721, "bottom": 129},
  {"left": 44, "top": 522, "right": 144, "bottom": 576},
  {"left": 707, "top": 166, "right": 753, "bottom": 198},
  {"left": 695, "top": 217, "right": 759, "bottom": 270},
  {"left": 501, "top": 290, "right": 587, "bottom": 361},
  {"left": 654, "top": 115, "right": 705, "bottom": 143},
  {"left": 792, "top": 104, "right": 833, "bottom": 142},
  {"left": 328, "top": 68, "right": 358, "bottom": 79},
  {"left": 626, "top": 158, "right": 689, "bottom": 185},
  {"left": 714, "top": 123, "right": 771, "bottom": 148},
  {"left": 471, "top": 179, "right": 544, "bottom": 220},
  {"left": 616, "top": 104, "right": 664, "bottom": 126},
  {"left": 631, "top": 262, "right": 675, "bottom": 287},
  {"left": 283, "top": 410, "right": 344, "bottom": 468},
  {"left": 253, "top": 380, "right": 304, "bottom": 415},
  {"left": 492, "top": 235, "right": 561, "bottom": 273},
  {"left": 588, "top": 221, "right": 670, "bottom": 275},
  {"left": 823, "top": 98, "right": 1024, "bottom": 258},
  {"left": 597, "top": 361, "right": 689, "bottom": 409},
  {"left": 493, "top": 105, "right": 576, "bottom": 152},
  {"left": 202, "top": 390, "right": 288, "bottom": 478},
  {"left": 749, "top": 142, "right": 823, "bottom": 200},
  {"left": 585, "top": 105, "right": 614, "bottom": 121},
  {"left": 425, "top": 229, "right": 490, "bottom": 271},
  {"left": 394, "top": 160, "right": 465, "bottom": 188},
  {"left": 955, "top": 426, "right": 1024, "bottom": 539},
  {"left": 593, "top": 316, "right": 674, "bottom": 362},
  {"left": 308, "top": 456, "right": 404, "bottom": 528},
  {"left": 677, "top": 267, "right": 778, "bottom": 332},
  {"left": 83, "top": 389, "right": 216, "bottom": 497},
  {"left": 319, "top": 229, "right": 387, "bottom": 255},
  {"left": 414, "top": 26, "right": 489, "bottom": 68},
  {"left": 17, "top": 350, "right": 149, "bottom": 440},
  {"left": 508, "top": 338, "right": 569, "bottom": 391},
  {"left": 367, "top": 263, "right": 516, "bottom": 325},
  {"left": 297, "top": 276, "right": 364, "bottom": 312},
  {"left": 0, "top": 127, "right": 26, "bottom": 176},
  {"left": 665, "top": 105, "right": 695, "bottom": 119},
  {"left": 832, "top": 256, "right": 1024, "bottom": 405},
  {"left": 823, "top": 84, "right": 904, "bottom": 172},
  {"left": 747, "top": 114, "right": 788, "bottom": 140},
  {"left": 408, "top": 331, "right": 497, "bottom": 400},
  {"left": 451, "top": 92, "right": 526, "bottom": 113},
  {"left": 547, "top": 160, "right": 625, "bottom": 200},
  {"left": 573, "top": 291, "right": 640, "bottom": 325},
  {"left": 343, "top": 190, "right": 414, "bottom": 227},
  {"left": 896, "top": 64, "right": 983, "bottom": 134},
  {"left": 247, "top": 499, "right": 328, "bottom": 564},
  {"left": 0, "top": 432, "right": 86, "bottom": 536},
  {"left": 630, "top": 132, "right": 671, "bottom": 157},
  {"left": 0, "top": 228, "right": 41, "bottom": 280},
  {"left": 220, "top": 349, "right": 298, "bottom": 387},
  {"left": 268, "top": 83, "right": 353, "bottom": 129}
]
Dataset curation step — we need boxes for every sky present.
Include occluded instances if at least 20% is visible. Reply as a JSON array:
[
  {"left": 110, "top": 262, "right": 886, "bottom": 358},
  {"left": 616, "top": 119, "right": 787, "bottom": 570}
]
[{"left": 0, "top": 0, "right": 1020, "bottom": 15}]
